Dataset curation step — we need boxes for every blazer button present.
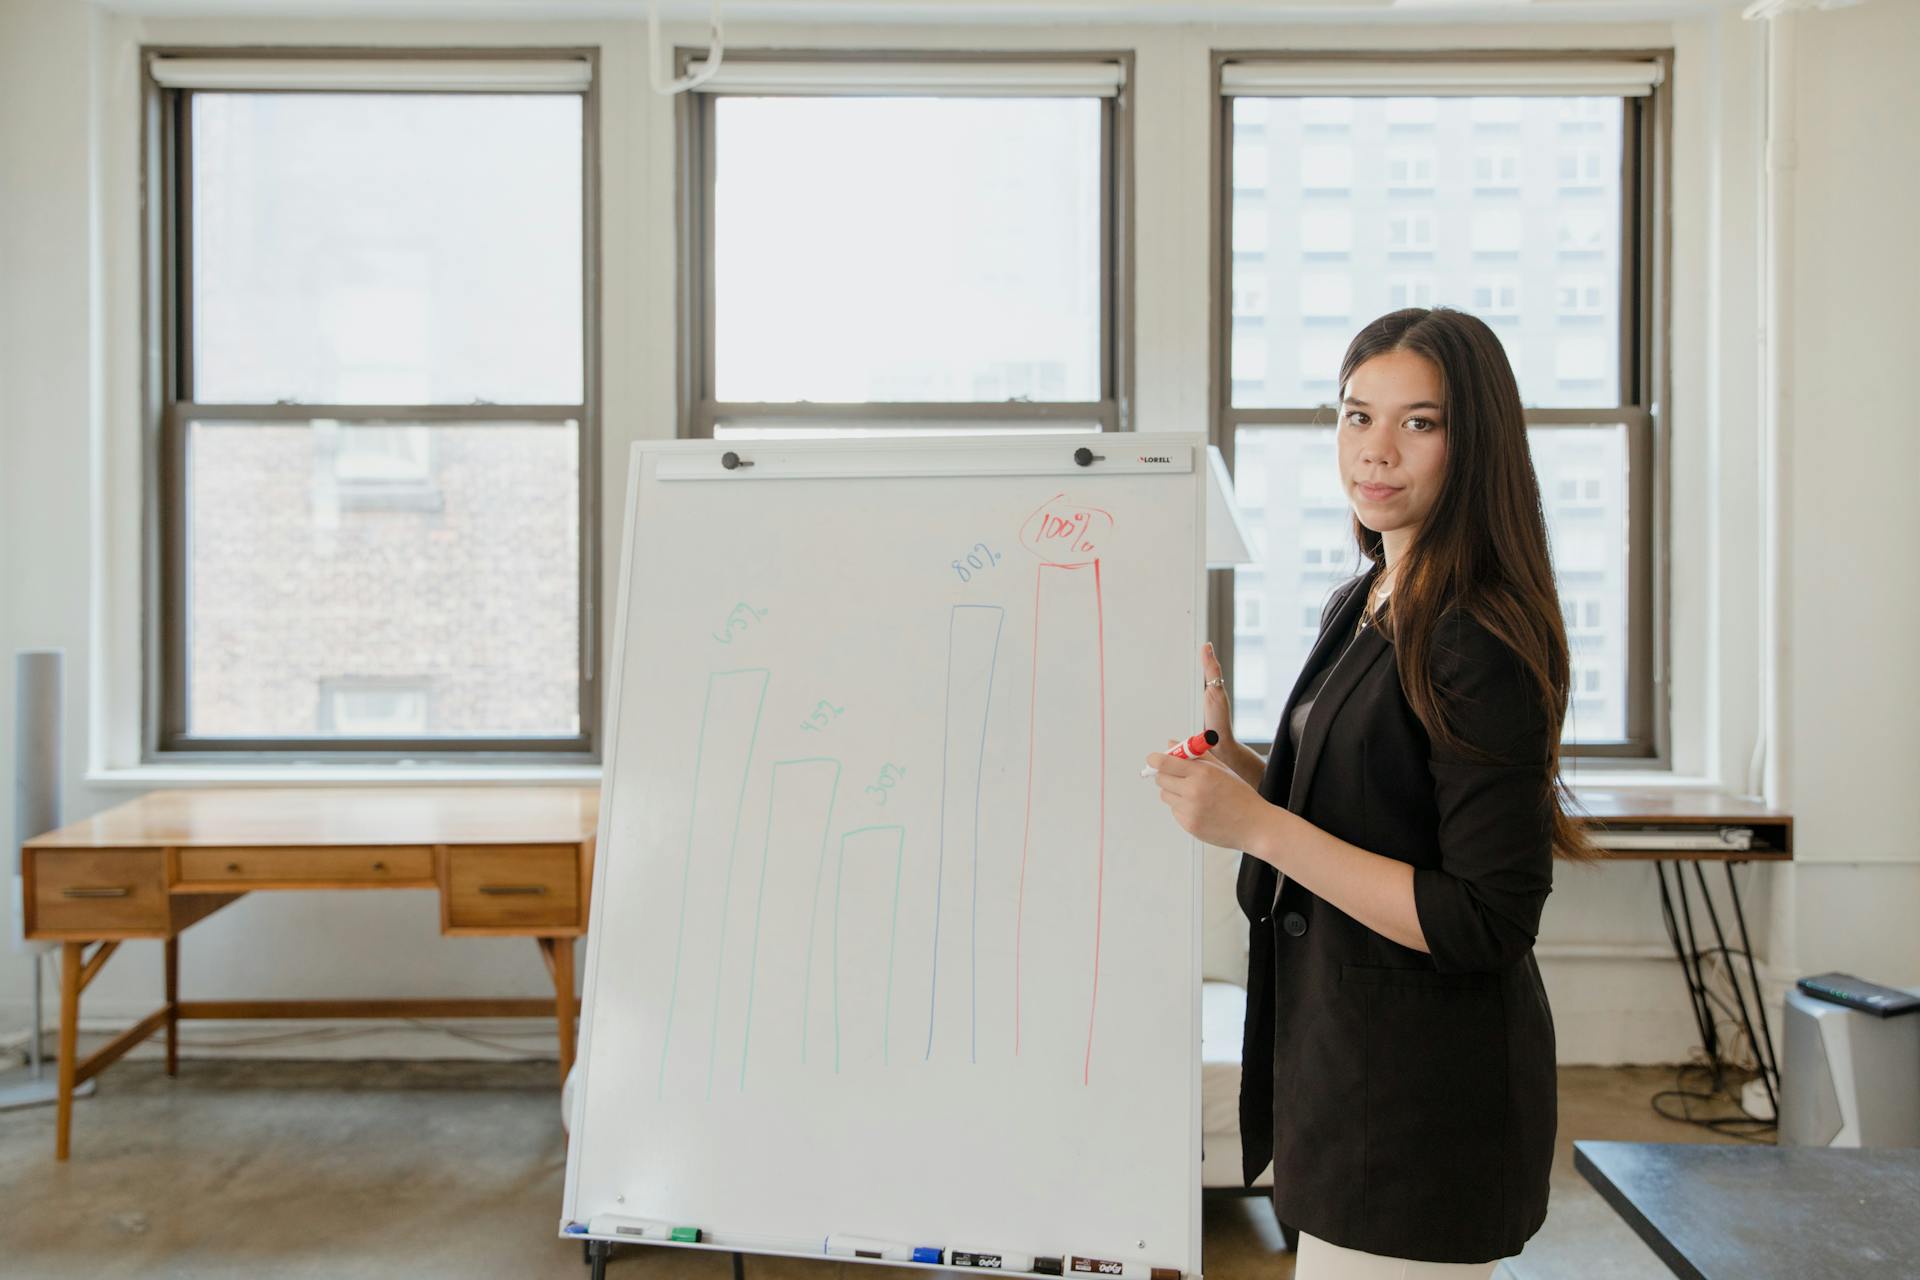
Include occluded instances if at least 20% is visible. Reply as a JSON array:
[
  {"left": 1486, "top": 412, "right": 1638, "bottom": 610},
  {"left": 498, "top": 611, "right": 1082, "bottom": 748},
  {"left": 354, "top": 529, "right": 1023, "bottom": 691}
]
[{"left": 1281, "top": 911, "right": 1308, "bottom": 937}]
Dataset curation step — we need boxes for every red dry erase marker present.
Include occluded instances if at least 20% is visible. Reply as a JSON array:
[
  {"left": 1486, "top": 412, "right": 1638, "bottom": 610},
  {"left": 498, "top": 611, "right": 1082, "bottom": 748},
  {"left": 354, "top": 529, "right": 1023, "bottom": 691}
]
[{"left": 1140, "top": 728, "right": 1219, "bottom": 777}]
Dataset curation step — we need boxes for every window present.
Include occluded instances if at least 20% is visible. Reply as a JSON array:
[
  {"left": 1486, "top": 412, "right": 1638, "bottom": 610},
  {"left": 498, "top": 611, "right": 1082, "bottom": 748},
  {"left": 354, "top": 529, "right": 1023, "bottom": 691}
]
[
  {"left": 1237, "top": 590, "right": 1264, "bottom": 632},
  {"left": 1386, "top": 148, "right": 1436, "bottom": 191},
  {"left": 1217, "top": 54, "right": 1666, "bottom": 758},
  {"left": 1558, "top": 147, "right": 1610, "bottom": 189},
  {"left": 317, "top": 678, "right": 434, "bottom": 736},
  {"left": 1388, "top": 274, "right": 1435, "bottom": 309},
  {"left": 1557, "top": 275, "right": 1607, "bottom": 316},
  {"left": 1558, "top": 210, "right": 1610, "bottom": 254},
  {"left": 1387, "top": 211, "right": 1436, "bottom": 252},
  {"left": 1472, "top": 275, "right": 1522, "bottom": 318},
  {"left": 1473, "top": 147, "right": 1522, "bottom": 189},
  {"left": 147, "top": 52, "right": 597, "bottom": 759},
  {"left": 685, "top": 55, "right": 1128, "bottom": 435}
]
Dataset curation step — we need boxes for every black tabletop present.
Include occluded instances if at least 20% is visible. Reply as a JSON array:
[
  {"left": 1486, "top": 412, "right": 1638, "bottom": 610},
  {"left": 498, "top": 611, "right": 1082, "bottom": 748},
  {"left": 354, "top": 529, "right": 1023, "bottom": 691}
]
[{"left": 1573, "top": 1140, "right": 1920, "bottom": 1280}]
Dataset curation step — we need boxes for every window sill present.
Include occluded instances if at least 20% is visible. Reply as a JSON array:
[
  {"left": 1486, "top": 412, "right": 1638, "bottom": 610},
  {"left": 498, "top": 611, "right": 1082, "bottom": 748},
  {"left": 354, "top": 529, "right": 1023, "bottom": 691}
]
[{"left": 85, "top": 763, "right": 602, "bottom": 788}]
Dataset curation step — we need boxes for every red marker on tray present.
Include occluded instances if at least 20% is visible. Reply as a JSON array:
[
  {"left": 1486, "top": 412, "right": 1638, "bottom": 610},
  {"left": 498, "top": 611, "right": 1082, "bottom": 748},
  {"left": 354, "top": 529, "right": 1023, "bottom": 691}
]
[{"left": 1140, "top": 729, "right": 1219, "bottom": 777}]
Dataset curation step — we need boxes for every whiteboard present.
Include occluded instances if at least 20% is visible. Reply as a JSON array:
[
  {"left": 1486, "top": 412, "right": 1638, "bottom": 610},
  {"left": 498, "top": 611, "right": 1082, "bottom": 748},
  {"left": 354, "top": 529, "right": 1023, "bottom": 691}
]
[{"left": 562, "top": 434, "right": 1207, "bottom": 1279}]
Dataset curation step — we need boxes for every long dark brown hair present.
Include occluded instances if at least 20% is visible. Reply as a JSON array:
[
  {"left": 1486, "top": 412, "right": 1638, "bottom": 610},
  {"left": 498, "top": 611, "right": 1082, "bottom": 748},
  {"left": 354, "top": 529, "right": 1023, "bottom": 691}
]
[{"left": 1341, "top": 307, "right": 1601, "bottom": 863}]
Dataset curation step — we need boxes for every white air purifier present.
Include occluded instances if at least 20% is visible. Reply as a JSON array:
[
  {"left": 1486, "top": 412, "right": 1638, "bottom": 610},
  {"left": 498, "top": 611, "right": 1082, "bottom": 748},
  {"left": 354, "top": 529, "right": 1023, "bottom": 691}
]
[{"left": 1779, "top": 984, "right": 1920, "bottom": 1148}]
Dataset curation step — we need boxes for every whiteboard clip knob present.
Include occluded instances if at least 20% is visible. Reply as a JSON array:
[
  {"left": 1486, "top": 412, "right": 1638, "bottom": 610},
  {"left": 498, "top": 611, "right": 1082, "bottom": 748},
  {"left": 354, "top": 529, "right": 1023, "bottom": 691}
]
[
  {"left": 721, "top": 451, "right": 753, "bottom": 471},
  {"left": 1073, "top": 447, "right": 1104, "bottom": 467}
]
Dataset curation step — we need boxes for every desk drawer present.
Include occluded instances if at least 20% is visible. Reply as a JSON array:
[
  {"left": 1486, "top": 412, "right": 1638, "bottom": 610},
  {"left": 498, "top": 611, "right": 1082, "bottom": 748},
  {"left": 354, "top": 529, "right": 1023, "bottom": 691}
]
[
  {"left": 178, "top": 846, "right": 435, "bottom": 886},
  {"left": 445, "top": 845, "right": 580, "bottom": 929},
  {"left": 29, "top": 849, "right": 169, "bottom": 934}
]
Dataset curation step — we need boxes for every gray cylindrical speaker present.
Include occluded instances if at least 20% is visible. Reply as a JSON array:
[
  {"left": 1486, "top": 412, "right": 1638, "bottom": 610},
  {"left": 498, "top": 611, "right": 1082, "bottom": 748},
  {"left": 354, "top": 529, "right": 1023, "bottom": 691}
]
[{"left": 12, "top": 650, "right": 62, "bottom": 949}]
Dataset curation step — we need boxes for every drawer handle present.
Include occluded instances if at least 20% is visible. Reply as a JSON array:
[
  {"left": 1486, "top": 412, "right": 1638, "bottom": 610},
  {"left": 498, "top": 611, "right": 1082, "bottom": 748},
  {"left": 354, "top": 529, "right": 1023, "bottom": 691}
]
[
  {"left": 479, "top": 884, "right": 549, "bottom": 896},
  {"left": 226, "top": 863, "right": 242, "bottom": 873},
  {"left": 373, "top": 862, "right": 388, "bottom": 872},
  {"left": 63, "top": 886, "right": 132, "bottom": 899}
]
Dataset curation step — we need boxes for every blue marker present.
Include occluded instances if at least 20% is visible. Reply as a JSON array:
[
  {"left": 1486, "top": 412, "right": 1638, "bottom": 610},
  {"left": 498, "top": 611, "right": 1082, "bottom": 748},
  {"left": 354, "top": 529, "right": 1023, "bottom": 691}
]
[{"left": 913, "top": 1246, "right": 946, "bottom": 1264}]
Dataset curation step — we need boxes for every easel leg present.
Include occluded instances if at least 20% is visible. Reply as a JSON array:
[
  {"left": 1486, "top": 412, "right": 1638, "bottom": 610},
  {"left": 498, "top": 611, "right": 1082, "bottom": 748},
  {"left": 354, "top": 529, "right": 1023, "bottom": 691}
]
[
  {"left": 587, "top": 1238, "right": 609, "bottom": 1280},
  {"left": 544, "top": 936, "right": 577, "bottom": 1087},
  {"left": 164, "top": 937, "right": 180, "bottom": 1077},
  {"left": 733, "top": 1251, "right": 747, "bottom": 1280},
  {"left": 57, "top": 941, "right": 82, "bottom": 1161}
]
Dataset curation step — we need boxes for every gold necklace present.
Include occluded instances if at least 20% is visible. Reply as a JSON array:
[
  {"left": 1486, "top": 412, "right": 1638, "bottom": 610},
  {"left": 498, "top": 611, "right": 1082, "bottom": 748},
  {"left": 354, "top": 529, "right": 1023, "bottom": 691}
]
[{"left": 1357, "top": 570, "right": 1394, "bottom": 635}]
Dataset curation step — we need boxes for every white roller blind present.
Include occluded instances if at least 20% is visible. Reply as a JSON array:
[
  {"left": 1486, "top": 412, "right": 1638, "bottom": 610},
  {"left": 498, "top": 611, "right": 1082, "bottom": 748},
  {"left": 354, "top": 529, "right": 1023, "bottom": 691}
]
[
  {"left": 1222, "top": 59, "right": 1663, "bottom": 98},
  {"left": 691, "top": 59, "right": 1125, "bottom": 97},
  {"left": 148, "top": 57, "right": 592, "bottom": 93}
]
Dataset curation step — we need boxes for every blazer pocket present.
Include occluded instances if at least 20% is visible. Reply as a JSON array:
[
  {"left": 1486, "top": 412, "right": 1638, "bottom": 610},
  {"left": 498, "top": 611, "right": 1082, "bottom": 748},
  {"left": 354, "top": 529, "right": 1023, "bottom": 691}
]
[{"left": 1340, "top": 963, "right": 1501, "bottom": 993}]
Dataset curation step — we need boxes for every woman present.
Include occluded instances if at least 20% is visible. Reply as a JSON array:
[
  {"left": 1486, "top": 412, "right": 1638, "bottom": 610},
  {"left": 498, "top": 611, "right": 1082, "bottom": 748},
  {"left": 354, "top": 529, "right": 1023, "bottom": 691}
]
[{"left": 1148, "top": 307, "right": 1599, "bottom": 1277}]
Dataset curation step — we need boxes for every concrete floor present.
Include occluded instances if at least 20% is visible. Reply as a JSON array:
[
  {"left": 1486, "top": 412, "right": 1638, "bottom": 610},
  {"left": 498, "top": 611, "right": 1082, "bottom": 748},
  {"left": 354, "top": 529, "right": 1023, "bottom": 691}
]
[{"left": 0, "top": 1060, "right": 1740, "bottom": 1279}]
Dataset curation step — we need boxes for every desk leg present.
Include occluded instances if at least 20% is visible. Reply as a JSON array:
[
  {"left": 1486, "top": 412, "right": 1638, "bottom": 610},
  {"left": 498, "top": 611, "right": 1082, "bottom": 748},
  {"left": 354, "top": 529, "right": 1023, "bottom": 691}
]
[
  {"left": 57, "top": 942, "right": 81, "bottom": 1162},
  {"left": 543, "top": 937, "right": 577, "bottom": 1086},
  {"left": 164, "top": 938, "right": 180, "bottom": 1077}
]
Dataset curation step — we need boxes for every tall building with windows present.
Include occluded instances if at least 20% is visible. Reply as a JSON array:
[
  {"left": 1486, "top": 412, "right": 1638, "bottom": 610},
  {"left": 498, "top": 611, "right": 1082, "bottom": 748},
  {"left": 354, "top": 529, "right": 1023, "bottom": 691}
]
[{"left": 1228, "top": 94, "right": 1630, "bottom": 746}]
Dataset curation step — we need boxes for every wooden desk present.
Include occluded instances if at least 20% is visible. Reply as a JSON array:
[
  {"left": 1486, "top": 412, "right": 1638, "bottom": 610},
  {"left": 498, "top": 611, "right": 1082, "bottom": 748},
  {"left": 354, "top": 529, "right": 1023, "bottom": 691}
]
[
  {"left": 1575, "top": 1140, "right": 1920, "bottom": 1279},
  {"left": 1579, "top": 787, "right": 1794, "bottom": 1123},
  {"left": 21, "top": 786, "right": 597, "bottom": 1160}
]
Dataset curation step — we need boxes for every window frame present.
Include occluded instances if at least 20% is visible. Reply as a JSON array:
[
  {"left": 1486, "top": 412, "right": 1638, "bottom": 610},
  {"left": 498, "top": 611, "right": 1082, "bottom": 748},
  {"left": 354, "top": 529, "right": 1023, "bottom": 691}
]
[
  {"left": 141, "top": 45, "right": 603, "bottom": 763},
  {"left": 675, "top": 47, "right": 1134, "bottom": 439},
  {"left": 1207, "top": 48, "right": 1672, "bottom": 765}
]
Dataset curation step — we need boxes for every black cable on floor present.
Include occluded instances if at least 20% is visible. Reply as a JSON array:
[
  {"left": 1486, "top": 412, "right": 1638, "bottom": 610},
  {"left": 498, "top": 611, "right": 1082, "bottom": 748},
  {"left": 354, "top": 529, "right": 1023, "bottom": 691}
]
[{"left": 1650, "top": 1061, "right": 1777, "bottom": 1143}]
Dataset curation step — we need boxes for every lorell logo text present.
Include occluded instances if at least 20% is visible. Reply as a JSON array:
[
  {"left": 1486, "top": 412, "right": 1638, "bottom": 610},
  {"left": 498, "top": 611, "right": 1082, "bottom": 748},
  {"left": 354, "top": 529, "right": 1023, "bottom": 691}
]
[{"left": 1136, "top": 454, "right": 1173, "bottom": 464}]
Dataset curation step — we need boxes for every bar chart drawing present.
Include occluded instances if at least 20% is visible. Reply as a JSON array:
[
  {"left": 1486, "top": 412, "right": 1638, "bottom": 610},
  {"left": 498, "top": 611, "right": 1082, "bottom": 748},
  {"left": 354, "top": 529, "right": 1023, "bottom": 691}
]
[
  {"left": 834, "top": 824, "right": 907, "bottom": 1073},
  {"left": 1014, "top": 495, "right": 1114, "bottom": 1084},
  {"left": 655, "top": 666, "right": 770, "bottom": 1101},
  {"left": 924, "top": 603, "right": 1006, "bottom": 1064},
  {"left": 739, "top": 757, "right": 841, "bottom": 1090}
]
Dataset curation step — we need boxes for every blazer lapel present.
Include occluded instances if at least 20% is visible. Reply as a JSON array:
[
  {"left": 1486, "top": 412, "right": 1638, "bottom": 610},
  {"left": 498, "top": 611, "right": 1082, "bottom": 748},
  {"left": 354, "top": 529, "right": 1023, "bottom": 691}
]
[
  {"left": 1285, "top": 590, "right": 1390, "bottom": 815},
  {"left": 1257, "top": 564, "right": 1377, "bottom": 798}
]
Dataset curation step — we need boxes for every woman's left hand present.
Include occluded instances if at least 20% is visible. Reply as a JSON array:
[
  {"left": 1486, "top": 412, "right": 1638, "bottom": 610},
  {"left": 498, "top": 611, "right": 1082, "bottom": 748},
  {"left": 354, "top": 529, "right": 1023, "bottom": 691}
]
[{"left": 1145, "top": 750, "right": 1283, "bottom": 854}]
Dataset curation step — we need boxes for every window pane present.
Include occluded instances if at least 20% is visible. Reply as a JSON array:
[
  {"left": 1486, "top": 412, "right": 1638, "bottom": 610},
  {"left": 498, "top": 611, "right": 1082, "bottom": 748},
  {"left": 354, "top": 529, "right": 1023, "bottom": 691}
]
[
  {"left": 1229, "top": 423, "right": 1629, "bottom": 745},
  {"left": 713, "top": 96, "right": 1101, "bottom": 403},
  {"left": 1531, "top": 424, "right": 1629, "bottom": 742},
  {"left": 1227, "top": 426, "right": 1360, "bottom": 739},
  {"left": 1228, "top": 95, "right": 1623, "bottom": 410},
  {"left": 190, "top": 94, "right": 584, "bottom": 405},
  {"left": 185, "top": 420, "right": 580, "bottom": 738}
]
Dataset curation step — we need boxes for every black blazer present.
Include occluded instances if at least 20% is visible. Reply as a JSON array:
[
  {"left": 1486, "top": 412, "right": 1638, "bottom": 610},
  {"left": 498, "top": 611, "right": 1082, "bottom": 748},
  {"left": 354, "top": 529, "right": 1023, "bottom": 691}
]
[{"left": 1236, "top": 562, "right": 1558, "bottom": 1264}]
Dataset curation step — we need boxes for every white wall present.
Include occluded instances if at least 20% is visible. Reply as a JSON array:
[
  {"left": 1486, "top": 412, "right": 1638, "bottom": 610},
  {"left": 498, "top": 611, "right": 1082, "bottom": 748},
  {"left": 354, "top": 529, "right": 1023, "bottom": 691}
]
[
  {"left": 1, "top": 0, "right": 1913, "bottom": 1067},
  {"left": 1767, "top": 0, "right": 1920, "bottom": 987}
]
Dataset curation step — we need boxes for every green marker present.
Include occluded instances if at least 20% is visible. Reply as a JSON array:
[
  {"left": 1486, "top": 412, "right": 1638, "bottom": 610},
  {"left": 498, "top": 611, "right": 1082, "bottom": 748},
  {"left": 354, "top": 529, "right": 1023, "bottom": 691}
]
[{"left": 669, "top": 1226, "right": 703, "bottom": 1244}]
